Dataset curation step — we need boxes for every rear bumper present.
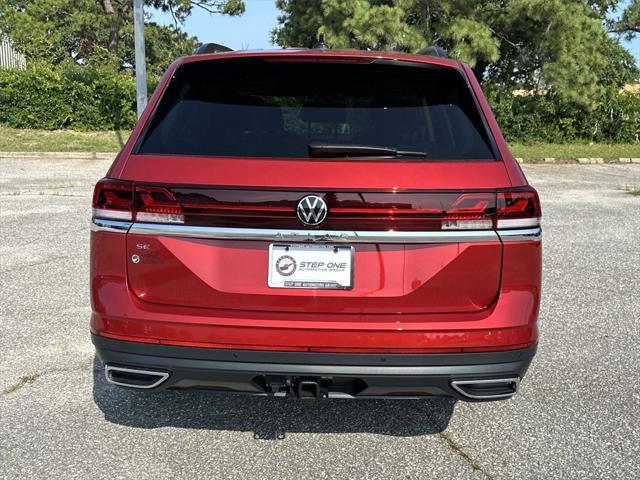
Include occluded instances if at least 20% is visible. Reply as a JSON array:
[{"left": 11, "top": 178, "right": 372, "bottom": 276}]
[{"left": 93, "top": 334, "right": 536, "bottom": 401}]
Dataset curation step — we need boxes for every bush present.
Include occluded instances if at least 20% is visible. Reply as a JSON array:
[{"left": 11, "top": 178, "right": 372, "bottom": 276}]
[
  {"left": 0, "top": 63, "right": 73, "bottom": 129},
  {"left": 485, "top": 85, "right": 640, "bottom": 143},
  {"left": 0, "top": 61, "right": 137, "bottom": 130},
  {"left": 1, "top": 62, "right": 637, "bottom": 143}
]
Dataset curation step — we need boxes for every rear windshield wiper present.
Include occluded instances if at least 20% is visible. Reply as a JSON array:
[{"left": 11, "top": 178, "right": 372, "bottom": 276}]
[{"left": 309, "top": 142, "right": 427, "bottom": 159}]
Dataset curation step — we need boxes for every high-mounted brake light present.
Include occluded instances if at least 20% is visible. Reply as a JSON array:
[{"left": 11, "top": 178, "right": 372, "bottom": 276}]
[
  {"left": 496, "top": 187, "right": 541, "bottom": 229},
  {"left": 262, "top": 56, "right": 372, "bottom": 64},
  {"left": 92, "top": 178, "right": 133, "bottom": 221}
]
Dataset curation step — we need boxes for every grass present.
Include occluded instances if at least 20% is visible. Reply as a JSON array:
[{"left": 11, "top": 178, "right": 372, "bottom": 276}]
[
  {"left": 1, "top": 126, "right": 639, "bottom": 161},
  {"left": 0, "top": 126, "right": 129, "bottom": 152},
  {"left": 509, "top": 142, "right": 640, "bottom": 161}
]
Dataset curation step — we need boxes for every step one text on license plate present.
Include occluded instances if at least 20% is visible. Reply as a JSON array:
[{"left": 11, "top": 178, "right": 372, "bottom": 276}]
[{"left": 268, "top": 244, "right": 353, "bottom": 290}]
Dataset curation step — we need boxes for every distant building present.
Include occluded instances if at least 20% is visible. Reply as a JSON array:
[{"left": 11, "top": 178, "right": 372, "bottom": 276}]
[
  {"left": 620, "top": 84, "right": 640, "bottom": 95},
  {"left": 512, "top": 88, "right": 548, "bottom": 97},
  {"left": 512, "top": 84, "right": 639, "bottom": 96},
  {"left": 0, "top": 35, "right": 26, "bottom": 69}
]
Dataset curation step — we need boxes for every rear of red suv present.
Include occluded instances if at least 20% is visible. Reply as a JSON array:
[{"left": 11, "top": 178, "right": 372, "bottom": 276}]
[{"left": 91, "top": 49, "right": 541, "bottom": 401}]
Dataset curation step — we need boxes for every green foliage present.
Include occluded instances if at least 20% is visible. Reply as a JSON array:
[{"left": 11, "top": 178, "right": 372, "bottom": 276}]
[
  {"left": 611, "top": 0, "right": 640, "bottom": 39},
  {"left": 149, "top": 0, "right": 245, "bottom": 22},
  {"left": 274, "top": 0, "right": 639, "bottom": 110},
  {"left": 0, "top": 63, "right": 72, "bottom": 130},
  {"left": 0, "top": 62, "right": 137, "bottom": 130},
  {"left": 138, "top": 23, "right": 199, "bottom": 76},
  {"left": 0, "top": 0, "right": 242, "bottom": 72},
  {"left": 1, "top": 1, "right": 100, "bottom": 64},
  {"left": 485, "top": 86, "right": 640, "bottom": 143},
  {"left": 0, "top": 0, "right": 243, "bottom": 130}
]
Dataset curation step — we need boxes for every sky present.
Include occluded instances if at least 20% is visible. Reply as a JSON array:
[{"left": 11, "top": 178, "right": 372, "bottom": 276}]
[
  {"left": 150, "top": 0, "right": 639, "bottom": 62},
  {"left": 151, "top": 0, "right": 280, "bottom": 51}
]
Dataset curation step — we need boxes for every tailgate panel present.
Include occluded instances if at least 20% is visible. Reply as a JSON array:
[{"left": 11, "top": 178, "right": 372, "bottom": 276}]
[{"left": 126, "top": 234, "right": 502, "bottom": 315}]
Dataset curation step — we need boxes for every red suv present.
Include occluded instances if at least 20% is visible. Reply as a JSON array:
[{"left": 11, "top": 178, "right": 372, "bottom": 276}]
[{"left": 91, "top": 48, "right": 541, "bottom": 401}]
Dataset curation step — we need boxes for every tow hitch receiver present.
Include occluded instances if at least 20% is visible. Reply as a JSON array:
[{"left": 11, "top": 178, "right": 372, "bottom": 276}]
[
  {"left": 298, "top": 379, "right": 323, "bottom": 399},
  {"left": 264, "top": 376, "right": 329, "bottom": 399}
]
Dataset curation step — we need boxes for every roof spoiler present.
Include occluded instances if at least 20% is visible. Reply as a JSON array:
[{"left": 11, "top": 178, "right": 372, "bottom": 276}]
[
  {"left": 312, "top": 34, "right": 330, "bottom": 50},
  {"left": 195, "top": 43, "right": 234, "bottom": 54}
]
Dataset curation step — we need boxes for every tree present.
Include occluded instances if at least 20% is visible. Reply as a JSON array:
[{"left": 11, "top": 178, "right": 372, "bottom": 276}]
[
  {"left": 610, "top": 0, "right": 639, "bottom": 39},
  {"left": 0, "top": 0, "right": 244, "bottom": 72},
  {"left": 98, "top": 1, "right": 245, "bottom": 55},
  {"left": 273, "top": 0, "right": 638, "bottom": 109}
]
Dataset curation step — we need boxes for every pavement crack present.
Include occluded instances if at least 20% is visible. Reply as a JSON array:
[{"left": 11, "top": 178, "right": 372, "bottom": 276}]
[
  {"left": 439, "top": 431, "right": 493, "bottom": 479},
  {"left": 1, "top": 364, "right": 99, "bottom": 398},
  {"left": 1, "top": 373, "right": 42, "bottom": 397}
]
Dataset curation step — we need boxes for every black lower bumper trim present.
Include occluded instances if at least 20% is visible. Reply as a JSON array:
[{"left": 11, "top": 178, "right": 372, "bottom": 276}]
[{"left": 92, "top": 335, "right": 536, "bottom": 401}]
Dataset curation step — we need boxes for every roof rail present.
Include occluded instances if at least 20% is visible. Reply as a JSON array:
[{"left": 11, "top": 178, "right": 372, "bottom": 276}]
[
  {"left": 416, "top": 46, "right": 448, "bottom": 58},
  {"left": 195, "top": 43, "right": 233, "bottom": 54}
]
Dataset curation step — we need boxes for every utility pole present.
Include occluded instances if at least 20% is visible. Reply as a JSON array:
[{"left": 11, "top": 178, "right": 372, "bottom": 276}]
[{"left": 133, "top": 0, "right": 148, "bottom": 118}]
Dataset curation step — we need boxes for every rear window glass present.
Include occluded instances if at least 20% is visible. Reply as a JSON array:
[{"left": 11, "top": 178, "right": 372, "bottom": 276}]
[{"left": 137, "top": 58, "right": 497, "bottom": 160}]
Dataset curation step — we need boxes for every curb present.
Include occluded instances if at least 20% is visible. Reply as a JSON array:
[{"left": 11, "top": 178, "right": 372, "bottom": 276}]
[
  {"left": 515, "top": 157, "right": 639, "bottom": 164},
  {"left": 0, "top": 152, "right": 116, "bottom": 160},
  {"left": 1, "top": 152, "right": 638, "bottom": 164}
]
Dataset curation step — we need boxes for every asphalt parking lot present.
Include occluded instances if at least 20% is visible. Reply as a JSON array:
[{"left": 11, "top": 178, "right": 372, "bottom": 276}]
[{"left": 1, "top": 158, "right": 639, "bottom": 479}]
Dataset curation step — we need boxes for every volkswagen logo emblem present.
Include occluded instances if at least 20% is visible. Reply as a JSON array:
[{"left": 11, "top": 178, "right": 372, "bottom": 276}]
[{"left": 296, "top": 195, "right": 328, "bottom": 226}]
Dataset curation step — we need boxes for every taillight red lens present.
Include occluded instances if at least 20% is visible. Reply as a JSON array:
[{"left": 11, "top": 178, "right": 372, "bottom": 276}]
[
  {"left": 496, "top": 187, "right": 541, "bottom": 229},
  {"left": 441, "top": 193, "right": 496, "bottom": 230},
  {"left": 135, "top": 186, "right": 185, "bottom": 224},
  {"left": 92, "top": 178, "right": 133, "bottom": 221},
  {"left": 442, "top": 193, "right": 495, "bottom": 230},
  {"left": 92, "top": 183, "right": 541, "bottom": 230}
]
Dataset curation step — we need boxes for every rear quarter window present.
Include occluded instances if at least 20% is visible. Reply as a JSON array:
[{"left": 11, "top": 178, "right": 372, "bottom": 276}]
[{"left": 137, "top": 57, "right": 498, "bottom": 161}]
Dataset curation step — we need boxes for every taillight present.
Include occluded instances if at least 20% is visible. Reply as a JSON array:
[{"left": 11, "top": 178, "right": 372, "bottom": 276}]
[
  {"left": 92, "top": 178, "right": 133, "bottom": 221},
  {"left": 496, "top": 187, "right": 541, "bottom": 229},
  {"left": 135, "top": 186, "right": 185, "bottom": 224},
  {"left": 92, "top": 183, "right": 541, "bottom": 231},
  {"left": 92, "top": 180, "right": 185, "bottom": 224},
  {"left": 441, "top": 193, "right": 494, "bottom": 230}
]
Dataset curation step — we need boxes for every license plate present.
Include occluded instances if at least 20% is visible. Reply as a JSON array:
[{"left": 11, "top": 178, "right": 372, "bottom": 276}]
[{"left": 268, "top": 244, "right": 354, "bottom": 290}]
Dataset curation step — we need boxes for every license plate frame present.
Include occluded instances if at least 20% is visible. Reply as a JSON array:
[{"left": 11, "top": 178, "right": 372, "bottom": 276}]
[{"left": 268, "top": 243, "right": 354, "bottom": 290}]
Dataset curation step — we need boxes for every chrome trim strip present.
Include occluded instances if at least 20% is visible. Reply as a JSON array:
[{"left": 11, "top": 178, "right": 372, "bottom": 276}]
[
  {"left": 105, "top": 365, "right": 169, "bottom": 389},
  {"left": 497, "top": 227, "right": 542, "bottom": 242},
  {"left": 450, "top": 377, "right": 520, "bottom": 400},
  {"left": 93, "top": 220, "right": 540, "bottom": 243},
  {"left": 91, "top": 218, "right": 132, "bottom": 233},
  {"left": 128, "top": 223, "right": 501, "bottom": 244}
]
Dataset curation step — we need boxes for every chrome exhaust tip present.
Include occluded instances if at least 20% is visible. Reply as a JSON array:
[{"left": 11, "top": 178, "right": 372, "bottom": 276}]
[
  {"left": 105, "top": 365, "right": 170, "bottom": 389},
  {"left": 450, "top": 377, "right": 520, "bottom": 400}
]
